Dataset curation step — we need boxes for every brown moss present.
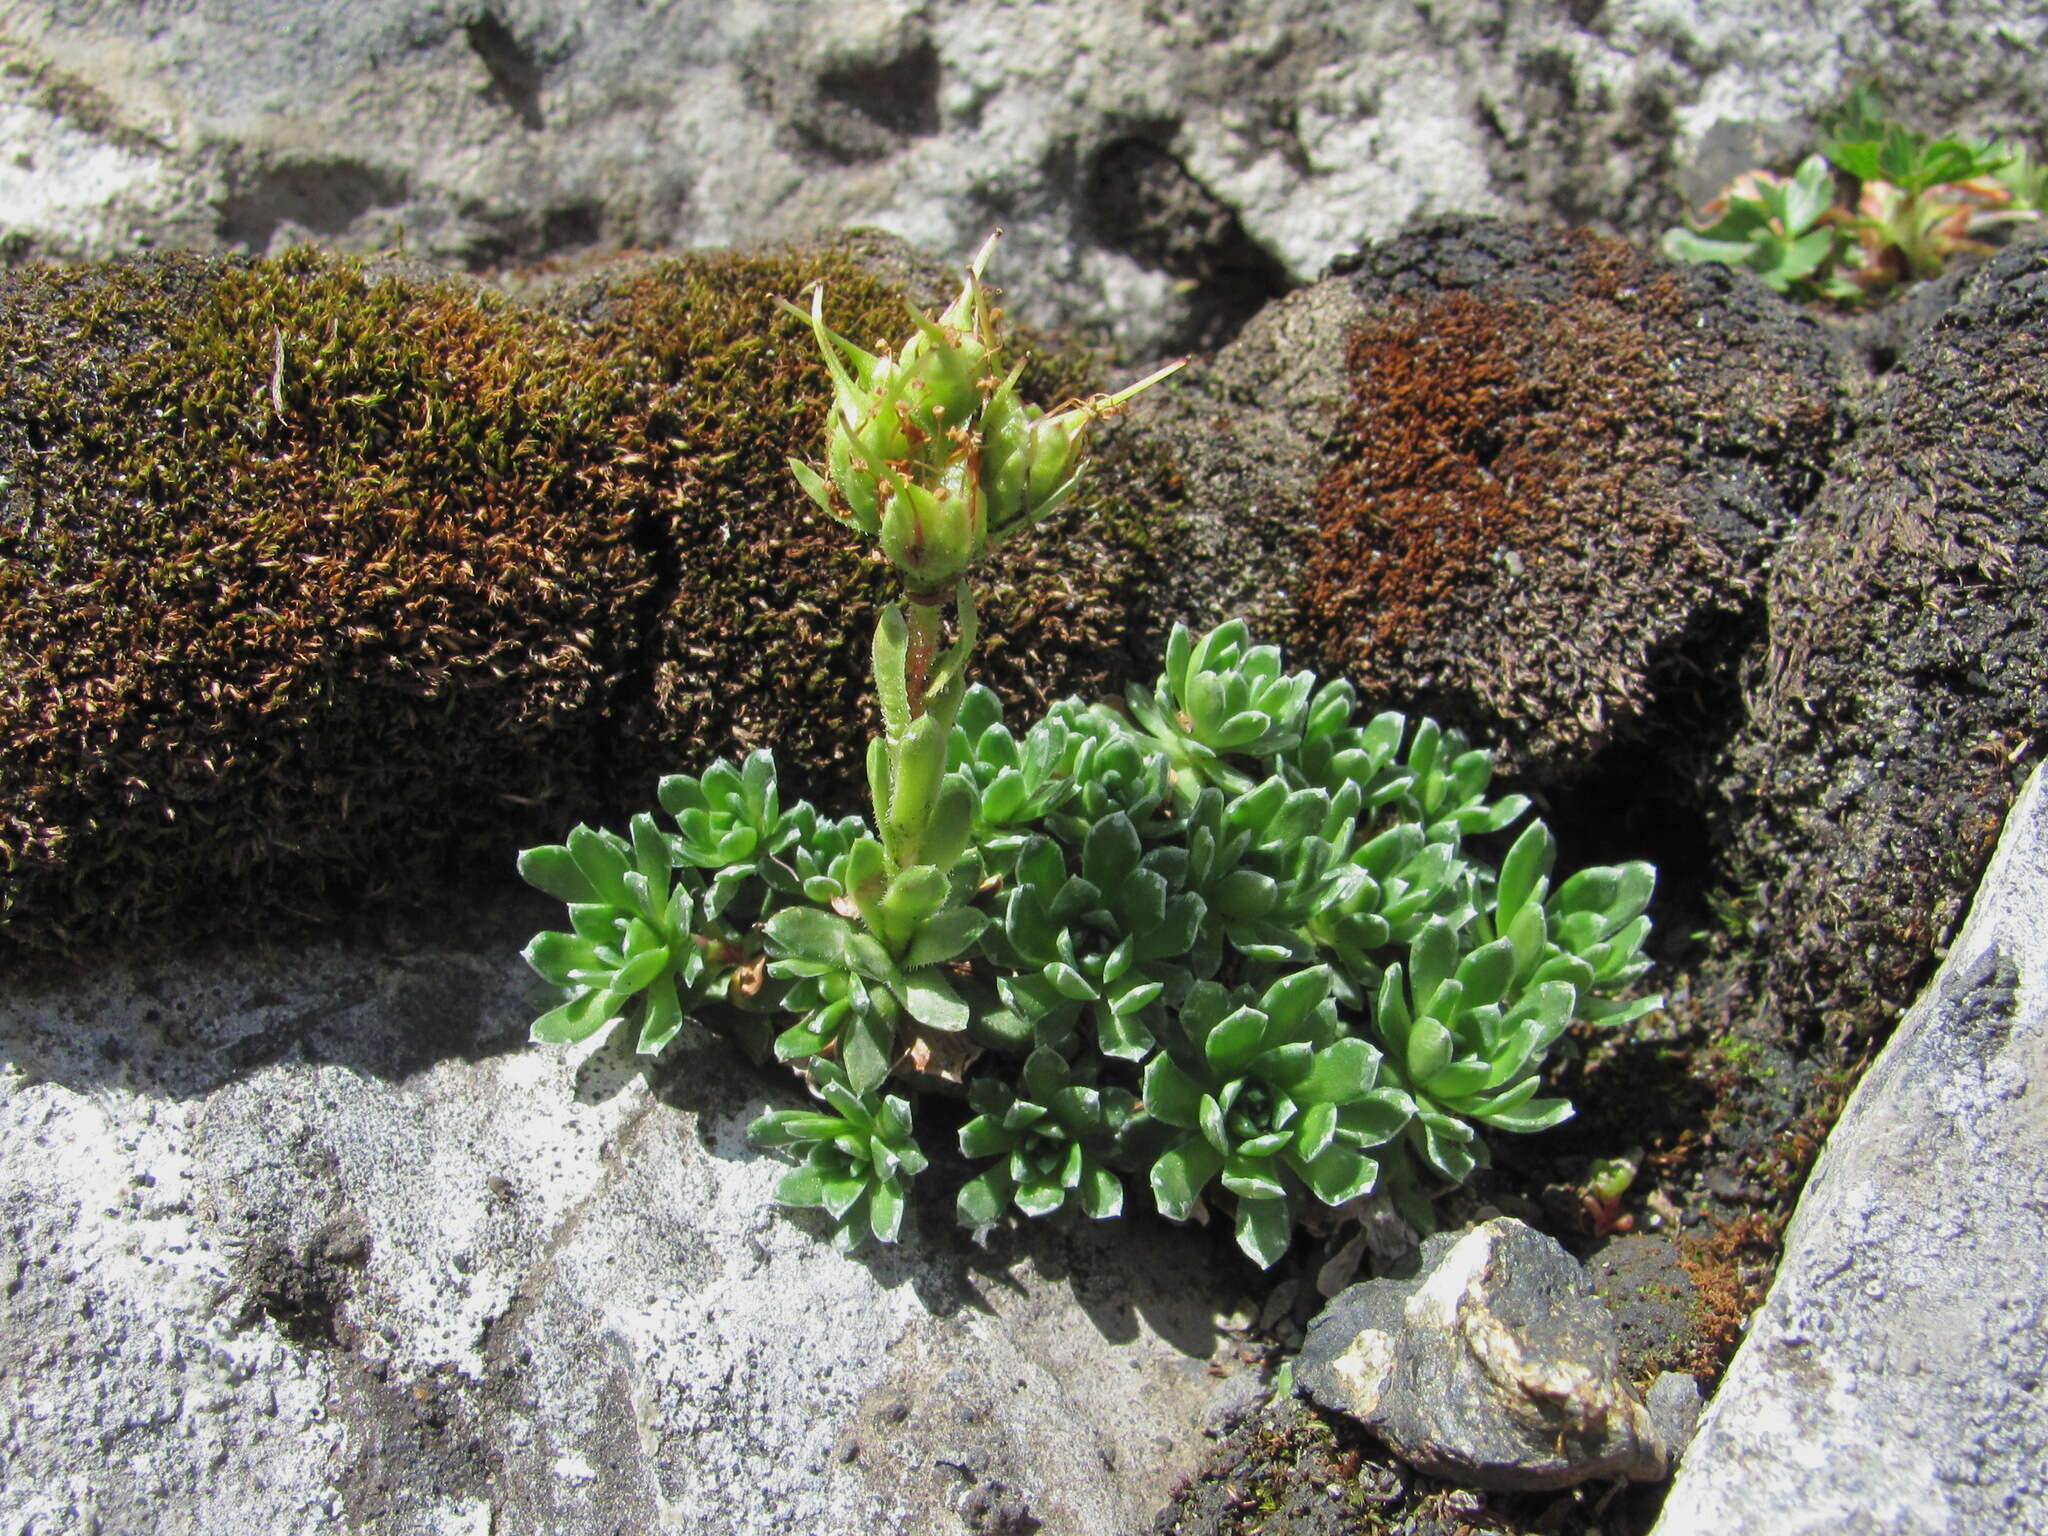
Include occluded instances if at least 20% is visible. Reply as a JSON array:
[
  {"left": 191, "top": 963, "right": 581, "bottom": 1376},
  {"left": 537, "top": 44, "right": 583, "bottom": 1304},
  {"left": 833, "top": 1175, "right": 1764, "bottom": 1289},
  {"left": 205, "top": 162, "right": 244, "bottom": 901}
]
[
  {"left": 1724, "top": 239, "right": 2048, "bottom": 1044},
  {"left": 0, "top": 244, "right": 1166, "bottom": 960},
  {"left": 1676, "top": 1212, "right": 1782, "bottom": 1384},
  {"left": 0, "top": 251, "right": 653, "bottom": 954},
  {"left": 1296, "top": 228, "right": 1838, "bottom": 787}
]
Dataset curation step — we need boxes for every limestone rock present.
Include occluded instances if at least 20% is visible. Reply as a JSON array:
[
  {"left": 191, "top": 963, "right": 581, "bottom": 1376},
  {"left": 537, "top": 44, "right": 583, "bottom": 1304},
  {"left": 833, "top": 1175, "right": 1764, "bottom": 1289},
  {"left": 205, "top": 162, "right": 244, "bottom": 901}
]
[
  {"left": 1653, "top": 765, "right": 2048, "bottom": 1536},
  {"left": 1294, "top": 1217, "right": 1690, "bottom": 1491},
  {"left": 4, "top": 1, "right": 2046, "bottom": 355},
  {"left": 0, "top": 914, "right": 1242, "bottom": 1535}
]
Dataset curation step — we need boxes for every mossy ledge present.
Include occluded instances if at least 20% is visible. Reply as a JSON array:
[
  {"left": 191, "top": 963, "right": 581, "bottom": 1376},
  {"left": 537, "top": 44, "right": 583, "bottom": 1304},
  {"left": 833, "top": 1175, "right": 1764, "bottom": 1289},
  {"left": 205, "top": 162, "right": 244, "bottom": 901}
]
[{"left": 0, "top": 244, "right": 1166, "bottom": 962}]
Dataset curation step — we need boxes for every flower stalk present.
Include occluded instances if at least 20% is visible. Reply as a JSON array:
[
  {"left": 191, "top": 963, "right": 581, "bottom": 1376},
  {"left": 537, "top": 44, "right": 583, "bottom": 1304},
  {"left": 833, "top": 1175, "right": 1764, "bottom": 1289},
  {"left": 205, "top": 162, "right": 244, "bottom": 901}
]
[{"left": 788, "top": 233, "right": 1182, "bottom": 961}]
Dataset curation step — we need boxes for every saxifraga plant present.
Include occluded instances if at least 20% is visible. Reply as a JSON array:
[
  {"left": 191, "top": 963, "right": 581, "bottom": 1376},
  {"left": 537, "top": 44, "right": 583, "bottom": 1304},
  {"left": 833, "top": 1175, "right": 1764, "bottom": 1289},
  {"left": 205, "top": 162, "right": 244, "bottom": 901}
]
[
  {"left": 517, "top": 236, "right": 1660, "bottom": 1265},
  {"left": 1663, "top": 82, "right": 2043, "bottom": 305}
]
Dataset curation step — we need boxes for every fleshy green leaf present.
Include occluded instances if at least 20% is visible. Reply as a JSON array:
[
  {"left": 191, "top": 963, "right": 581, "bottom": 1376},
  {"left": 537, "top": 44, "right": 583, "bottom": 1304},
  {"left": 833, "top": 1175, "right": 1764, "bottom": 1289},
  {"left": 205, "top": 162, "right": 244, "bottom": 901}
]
[
  {"left": 1079, "top": 1167, "right": 1124, "bottom": 1220},
  {"left": 1149, "top": 1139, "right": 1224, "bottom": 1221},
  {"left": 1296, "top": 1142, "right": 1376, "bottom": 1207},
  {"left": 518, "top": 844, "right": 599, "bottom": 904},
  {"left": 764, "top": 906, "right": 856, "bottom": 965},
  {"left": 957, "top": 1169, "right": 1009, "bottom": 1228},
  {"left": 903, "top": 908, "right": 988, "bottom": 969},
  {"left": 524, "top": 931, "right": 600, "bottom": 988},
  {"left": 842, "top": 1009, "right": 895, "bottom": 1094},
  {"left": 1234, "top": 1195, "right": 1293, "bottom": 1269},
  {"left": 1293, "top": 1037, "right": 1381, "bottom": 1106},
  {"left": 1203, "top": 1006, "right": 1269, "bottom": 1078},
  {"left": 1142, "top": 1053, "right": 1208, "bottom": 1129},
  {"left": 530, "top": 988, "right": 618, "bottom": 1044},
  {"left": 903, "top": 970, "right": 971, "bottom": 1032}
]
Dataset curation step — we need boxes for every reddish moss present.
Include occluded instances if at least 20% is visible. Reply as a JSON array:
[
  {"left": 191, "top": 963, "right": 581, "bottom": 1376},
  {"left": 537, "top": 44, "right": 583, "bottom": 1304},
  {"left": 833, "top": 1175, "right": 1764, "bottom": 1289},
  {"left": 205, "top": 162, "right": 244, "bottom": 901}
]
[
  {"left": 1677, "top": 1212, "right": 1782, "bottom": 1384},
  {"left": 1296, "top": 229, "right": 1837, "bottom": 785}
]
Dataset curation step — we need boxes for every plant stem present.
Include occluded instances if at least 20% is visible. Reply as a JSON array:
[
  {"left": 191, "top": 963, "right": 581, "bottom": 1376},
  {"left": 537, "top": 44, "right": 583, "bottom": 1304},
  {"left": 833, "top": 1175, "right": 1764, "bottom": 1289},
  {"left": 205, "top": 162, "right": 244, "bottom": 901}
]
[{"left": 903, "top": 594, "right": 944, "bottom": 720}]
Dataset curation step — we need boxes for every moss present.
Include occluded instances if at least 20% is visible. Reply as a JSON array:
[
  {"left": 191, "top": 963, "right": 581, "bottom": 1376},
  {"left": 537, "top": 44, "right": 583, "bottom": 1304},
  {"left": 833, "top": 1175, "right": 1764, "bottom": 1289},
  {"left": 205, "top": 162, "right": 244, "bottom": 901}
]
[
  {"left": 1713, "top": 1035, "right": 1767, "bottom": 1078},
  {"left": 1294, "top": 227, "right": 1839, "bottom": 790},
  {"left": 1676, "top": 1212, "right": 1782, "bottom": 1384},
  {"left": 1, "top": 250, "right": 651, "bottom": 954},
  {"left": 0, "top": 244, "right": 1168, "bottom": 960},
  {"left": 1723, "top": 239, "right": 2048, "bottom": 1044}
]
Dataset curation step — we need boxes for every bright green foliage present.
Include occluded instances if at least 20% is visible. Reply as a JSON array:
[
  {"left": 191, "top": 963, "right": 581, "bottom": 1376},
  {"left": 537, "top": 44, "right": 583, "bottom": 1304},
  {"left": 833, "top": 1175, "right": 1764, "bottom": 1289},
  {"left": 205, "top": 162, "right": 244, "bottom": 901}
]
[
  {"left": 518, "top": 818, "right": 717, "bottom": 1056},
  {"left": 520, "top": 242, "right": 1656, "bottom": 1266},
  {"left": 1142, "top": 969, "right": 1411, "bottom": 1266},
  {"left": 762, "top": 904, "right": 974, "bottom": 1093},
  {"left": 1994, "top": 142, "right": 2048, "bottom": 212},
  {"left": 1818, "top": 83, "right": 2012, "bottom": 197},
  {"left": 1662, "top": 154, "right": 1855, "bottom": 301},
  {"left": 956, "top": 1048, "right": 1135, "bottom": 1226},
  {"left": 748, "top": 1061, "right": 929, "bottom": 1252},
  {"left": 521, "top": 621, "right": 1661, "bottom": 1263},
  {"left": 1126, "top": 619, "right": 1316, "bottom": 794},
  {"left": 979, "top": 820, "right": 1203, "bottom": 1059},
  {"left": 1664, "top": 83, "right": 2042, "bottom": 304}
]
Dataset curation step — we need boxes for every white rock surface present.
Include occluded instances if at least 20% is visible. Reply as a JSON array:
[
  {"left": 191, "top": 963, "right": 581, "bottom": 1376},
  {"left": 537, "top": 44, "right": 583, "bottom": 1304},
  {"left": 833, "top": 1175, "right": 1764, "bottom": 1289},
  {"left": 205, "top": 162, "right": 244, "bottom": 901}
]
[
  {"left": 3, "top": 0, "right": 2044, "bottom": 352},
  {"left": 1653, "top": 765, "right": 2048, "bottom": 1535},
  {"left": 0, "top": 918, "right": 1244, "bottom": 1534}
]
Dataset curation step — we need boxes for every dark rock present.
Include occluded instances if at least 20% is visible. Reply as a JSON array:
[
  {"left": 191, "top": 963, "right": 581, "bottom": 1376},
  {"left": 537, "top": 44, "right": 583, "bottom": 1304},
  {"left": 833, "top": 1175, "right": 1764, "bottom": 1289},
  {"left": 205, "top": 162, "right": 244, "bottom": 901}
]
[
  {"left": 1720, "top": 237, "right": 2048, "bottom": 1041},
  {"left": 1587, "top": 1233, "right": 1702, "bottom": 1382},
  {"left": 1099, "top": 274, "right": 1371, "bottom": 663},
  {"left": 1295, "top": 1217, "right": 1679, "bottom": 1491}
]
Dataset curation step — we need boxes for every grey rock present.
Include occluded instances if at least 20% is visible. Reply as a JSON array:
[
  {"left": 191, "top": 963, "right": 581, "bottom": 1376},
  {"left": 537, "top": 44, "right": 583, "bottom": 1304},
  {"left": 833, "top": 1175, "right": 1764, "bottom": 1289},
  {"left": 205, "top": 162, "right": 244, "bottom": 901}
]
[
  {"left": 1198, "top": 1366, "right": 1269, "bottom": 1439},
  {"left": 1295, "top": 1217, "right": 1679, "bottom": 1491},
  {"left": 1653, "top": 764, "right": 2048, "bottom": 1536},
  {"left": 0, "top": 919, "right": 1242, "bottom": 1535},
  {"left": 4, "top": 1, "right": 2046, "bottom": 355},
  {"left": 1643, "top": 1371, "right": 1703, "bottom": 1463}
]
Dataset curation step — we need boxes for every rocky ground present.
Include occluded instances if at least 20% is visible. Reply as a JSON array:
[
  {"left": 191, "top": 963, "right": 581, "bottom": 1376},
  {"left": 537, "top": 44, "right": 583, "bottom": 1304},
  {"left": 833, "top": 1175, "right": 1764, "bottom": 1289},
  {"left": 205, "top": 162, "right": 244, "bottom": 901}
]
[
  {"left": 4, "top": 0, "right": 2046, "bottom": 357},
  {"left": 3, "top": 5, "right": 2047, "bottom": 1522}
]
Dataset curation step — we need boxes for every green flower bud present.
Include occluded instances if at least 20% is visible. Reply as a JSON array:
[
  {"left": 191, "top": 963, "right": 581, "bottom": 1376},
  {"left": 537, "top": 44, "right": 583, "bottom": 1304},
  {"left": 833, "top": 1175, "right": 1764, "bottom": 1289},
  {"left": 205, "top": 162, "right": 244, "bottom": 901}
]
[
  {"left": 787, "top": 232, "right": 1184, "bottom": 593},
  {"left": 879, "top": 457, "right": 984, "bottom": 595}
]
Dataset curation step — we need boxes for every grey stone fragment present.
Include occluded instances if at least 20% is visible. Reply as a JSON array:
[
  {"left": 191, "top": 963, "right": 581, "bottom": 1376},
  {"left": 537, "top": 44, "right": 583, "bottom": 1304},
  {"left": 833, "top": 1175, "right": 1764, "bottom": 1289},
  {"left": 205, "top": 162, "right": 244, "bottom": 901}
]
[
  {"left": 1295, "top": 1217, "right": 1678, "bottom": 1492},
  {"left": 1653, "top": 765, "right": 2048, "bottom": 1536},
  {"left": 1644, "top": 1372, "right": 1703, "bottom": 1463}
]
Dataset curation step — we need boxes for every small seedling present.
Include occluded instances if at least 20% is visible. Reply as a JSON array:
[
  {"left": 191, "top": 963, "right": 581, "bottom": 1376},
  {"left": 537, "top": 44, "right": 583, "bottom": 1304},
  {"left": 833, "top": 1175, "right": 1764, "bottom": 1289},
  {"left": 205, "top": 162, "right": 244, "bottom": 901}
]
[{"left": 1665, "top": 83, "right": 2042, "bottom": 304}]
